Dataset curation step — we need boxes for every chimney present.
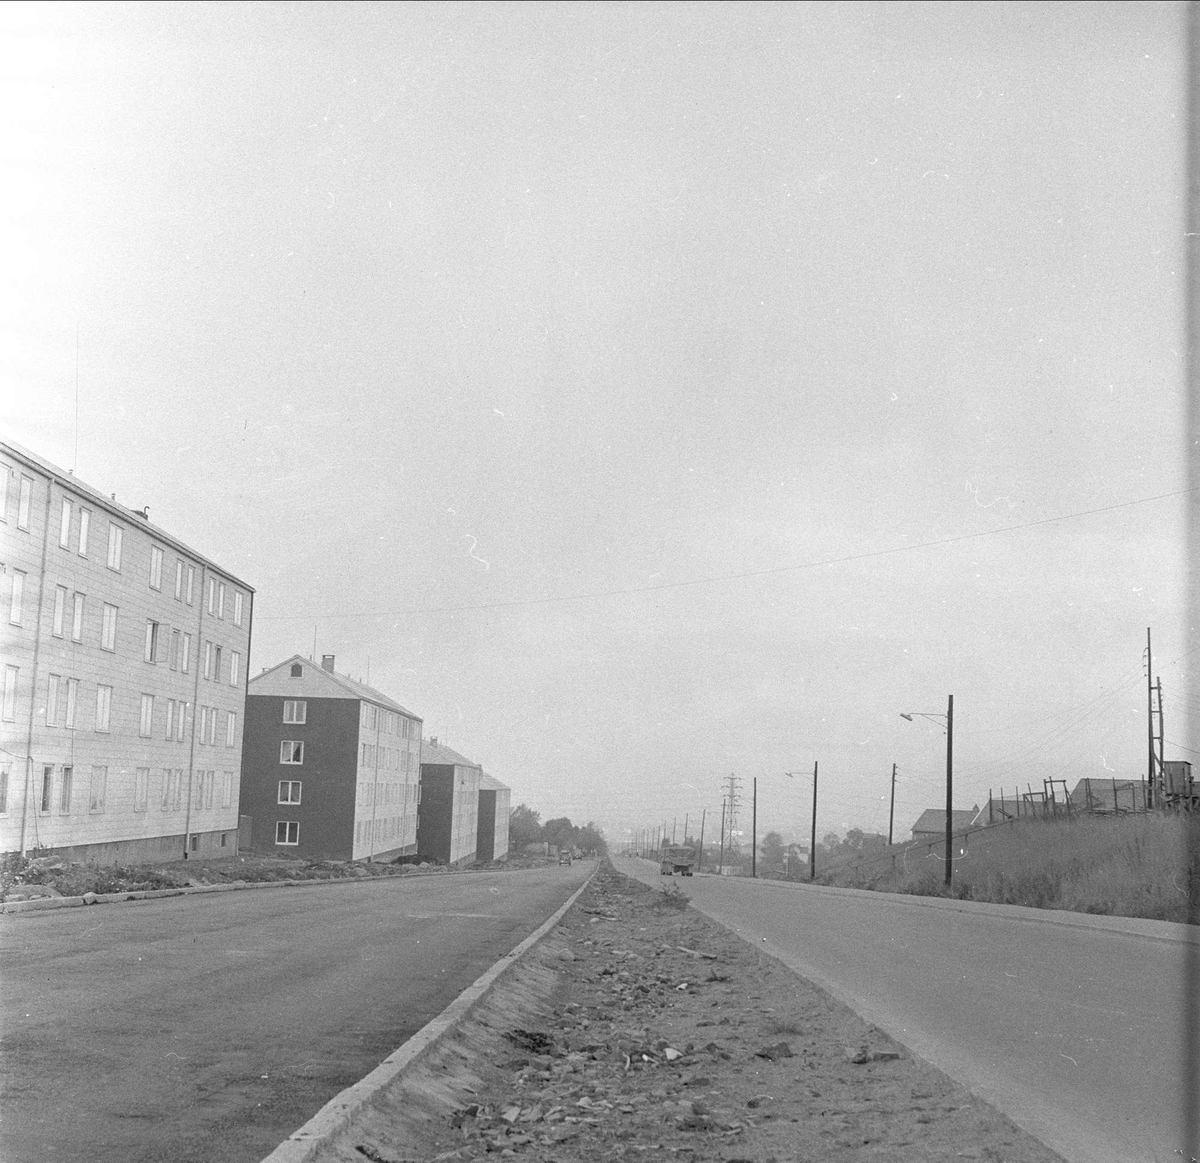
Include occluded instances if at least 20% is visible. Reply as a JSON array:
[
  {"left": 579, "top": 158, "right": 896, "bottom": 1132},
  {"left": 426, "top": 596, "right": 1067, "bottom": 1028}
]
[
  {"left": 321, "top": 654, "right": 335, "bottom": 672},
  {"left": 430, "top": 737, "right": 438, "bottom": 748}
]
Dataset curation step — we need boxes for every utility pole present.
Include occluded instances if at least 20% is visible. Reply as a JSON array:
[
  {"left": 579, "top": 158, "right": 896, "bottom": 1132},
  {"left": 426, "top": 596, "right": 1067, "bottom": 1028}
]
[
  {"left": 1147, "top": 627, "right": 1156, "bottom": 808},
  {"left": 718, "top": 796, "right": 727, "bottom": 874},
  {"left": 888, "top": 763, "right": 897, "bottom": 847},
  {"left": 751, "top": 777, "right": 757, "bottom": 878},
  {"left": 810, "top": 761, "right": 818, "bottom": 881},
  {"left": 944, "top": 694, "right": 954, "bottom": 888},
  {"left": 698, "top": 808, "right": 706, "bottom": 872},
  {"left": 1155, "top": 676, "right": 1165, "bottom": 804}
]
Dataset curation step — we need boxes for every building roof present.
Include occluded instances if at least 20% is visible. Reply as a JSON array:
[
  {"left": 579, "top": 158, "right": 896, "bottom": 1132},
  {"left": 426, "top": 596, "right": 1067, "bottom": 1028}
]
[
  {"left": 911, "top": 808, "right": 977, "bottom": 835},
  {"left": 247, "top": 654, "right": 421, "bottom": 717},
  {"left": 2, "top": 439, "right": 254, "bottom": 590},
  {"left": 421, "top": 739, "right": 480, "bottom": 770},
  {"left": 479, "top": 772, "right": 510, "bottom": 792}
]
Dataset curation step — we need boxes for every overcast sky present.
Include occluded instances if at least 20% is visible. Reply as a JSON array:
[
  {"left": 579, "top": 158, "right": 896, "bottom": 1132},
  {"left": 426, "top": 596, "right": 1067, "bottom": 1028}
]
[{"left": 2, "top": 1, "right": 1190, "bottom": 848}]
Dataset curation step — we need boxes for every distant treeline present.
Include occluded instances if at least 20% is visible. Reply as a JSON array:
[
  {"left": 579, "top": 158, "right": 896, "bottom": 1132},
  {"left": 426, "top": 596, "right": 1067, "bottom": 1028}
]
[{"left": 509, "top": 803, "right": 607, "bottom": 854}]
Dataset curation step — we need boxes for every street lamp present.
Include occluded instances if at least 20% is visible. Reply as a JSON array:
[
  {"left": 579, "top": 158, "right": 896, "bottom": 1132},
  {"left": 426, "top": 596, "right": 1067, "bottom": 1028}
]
[{"left": 900, "top": 694, "right": 954, "bottom": 887}]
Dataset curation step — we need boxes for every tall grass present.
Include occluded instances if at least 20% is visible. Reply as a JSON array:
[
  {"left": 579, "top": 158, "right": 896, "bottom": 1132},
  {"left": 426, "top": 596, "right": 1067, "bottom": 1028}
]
[{"left": 818, "top": 813, "right": 1192, "bottom": 923}]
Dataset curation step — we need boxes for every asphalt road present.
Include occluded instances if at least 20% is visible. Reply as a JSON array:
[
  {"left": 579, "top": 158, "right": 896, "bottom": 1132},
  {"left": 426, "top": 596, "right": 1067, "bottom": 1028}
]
[
  {"left": 0, "top": 862, "right": 592, "bottom": 1163},
  {"left": 622, "top": 857, "right": 1198, "bottom": 1163}
]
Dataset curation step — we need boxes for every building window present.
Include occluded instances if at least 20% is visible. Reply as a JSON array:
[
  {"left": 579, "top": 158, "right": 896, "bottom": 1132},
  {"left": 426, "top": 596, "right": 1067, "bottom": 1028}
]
[
  {"left": 203, "top": 641, "right": 212, "bottom": 680},
  {"left": 204, "top": 771, "right": 214, "bottom": 809},
  {"left": 197, "top": 706, "right": 208, "bottom": 745},
  {"left": 17, "top": 476, "right": 32, "bottom": 529},
  {"left": 134, "top": 768, "right": 149, "bottom": 812},
  {"left": 176, "top": 703, "right": 187, "bottom": 742},
  {"left": 144, "top": 620, "right": 160, "bottom": 663},
  {"left": 0, "top": 468, "right": 7, "bottom": 523},
  {"left": 174, "top": 560, "right": 183, "bottom": 600},
  {"left": 139, "top": 693, "right": 154, "bottom": 737},
  {"left": 233, "top": 591, "right": 243, "bottom": 626},
  {"left": 60, "top": 766, "right": 72, "bottom": 813},
  {"left": 290, "top": 662, "right": 302, "bottom": 678},
  {"left": 283, "top": 699, "right": 306, "bottom": 724},
  {"left": 189, "top": 834, "right": 199, "bottom": 853},
  {"left": 207, "top": 578, "right": 215, "bottom": 614},
  {"left": 186, "top": 565, "right": 195, "bottom": 604},
  {"left": 221, "top": 771, "right": 233, "bottom": 809},
  {"left": 59, "top": 498, "right": 71, "bottom": 547},
  {"left": 72, "top": 593, "right": 84, "bottom": 642},
  {"left": 9, "top": 570, "right": 24, "bottom": 625},
  {"left": 65, "top": 678, "right": 78, "bottom": 729},
  {"left": 101, "top": 603, "right": 118, "bottom": 651},
  {"left": 213, "top": 645, "right": 222, "bottom": 683},
  {"left": 278, "top": 780, "right": 302, "bottom": 804},
  {"left": 170, "top": 629, "right": 180, "bottom": 671},
  {"left": 106, "top": 522, "right": 123, "bottom": 571},
  {"left": 40, "top": 765, "right": 53, "bottom": 813},
  {"left": 280, "top": 741, "right": 304, "bottom": 764},
  {"left": 225, "top": 711, "right": 236, "bottom": 748},
  {"left": 209, "top": 706, "right": 219, "bottom": 745},
  {"left": 218, "top": 582, "right": 225, "bottom": 619},
  {"left": 78, "top": 508, "right": 90, "bottom": 556},
  {"left": 181, "top": 633, "right": 192, "bottom": 673},
  {"left": 149, "top": 546, "right": 163, "bottom": 590},
  {"left": 165, "top": 698, "right": 176, "bottom": 740},
  {"left": 275, "top": 820, "right": 299, "bottom": 846},
  {"left": 46, "top": 674, "right": 61, "bottom": 727},
  {"left": 160, "top": 768, "right": 172, "bottom": 811},
  {"left": 95, "top": 685, "right": 112, "bottom": 732},
  {"left": 52, "top": 586, "right": 67, "bottom": 637},
  {"left": 0, "top": 767, "right": 7, "bottom": 813},
  {"left": 89, "top": 765, "right": 107, "bottom": 813},
  {"left": 2, "top": 666, "right": 18, "bottom": 721},
  {"left": 230, "top": 651, "right": 240, "bottom": 687}
]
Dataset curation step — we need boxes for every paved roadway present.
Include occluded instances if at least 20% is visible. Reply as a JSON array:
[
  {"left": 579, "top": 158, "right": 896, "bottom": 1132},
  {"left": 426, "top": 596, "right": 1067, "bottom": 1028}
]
[
  {"left": 622, "top": 856, "right": 1198, "bottom": 1163},
  {"left": 0, "top": 863, "right": 592, "bottom": 1163}
]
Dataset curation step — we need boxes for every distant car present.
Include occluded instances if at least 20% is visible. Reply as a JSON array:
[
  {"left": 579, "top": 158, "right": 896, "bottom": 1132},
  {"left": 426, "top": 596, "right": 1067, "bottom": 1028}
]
[{"left": 558, "top": 851, "right": 572, "bottom": 865}]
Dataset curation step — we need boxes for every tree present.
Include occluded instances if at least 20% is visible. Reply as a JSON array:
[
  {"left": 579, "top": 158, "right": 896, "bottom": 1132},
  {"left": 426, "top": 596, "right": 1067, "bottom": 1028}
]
[
  {"left": 509, "top": 803, "right": 543, "bottom": 848},
  {"left": 759, "top": 831, "right": 786, "bottom": 867},
  {"left": 543, "top": 816, "right": 578, "bottom": 852}
]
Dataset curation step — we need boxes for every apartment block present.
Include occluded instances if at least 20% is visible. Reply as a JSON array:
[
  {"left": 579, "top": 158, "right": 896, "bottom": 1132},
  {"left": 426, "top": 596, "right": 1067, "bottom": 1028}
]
[
  {"left": 417, "top": 738, "right": 481, "bottom": 866},
  {"left": 241, "top": 654, "right": 423, "bottom": 861},
  {"left": 0, "top": 441, "right": 253, "bottom": 862},
  {"left": 475, "top": 771, "right": 511, "bottom": 863}
]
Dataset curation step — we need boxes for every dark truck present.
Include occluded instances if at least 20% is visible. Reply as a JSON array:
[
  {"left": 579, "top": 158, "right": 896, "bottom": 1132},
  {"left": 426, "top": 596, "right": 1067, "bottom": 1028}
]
[{"left": 658, "top": 845, "right": 696, "bottom": 876}]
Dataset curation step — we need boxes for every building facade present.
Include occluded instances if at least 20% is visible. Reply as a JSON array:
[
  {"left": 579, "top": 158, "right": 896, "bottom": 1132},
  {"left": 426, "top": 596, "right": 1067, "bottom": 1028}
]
[
  {"left": 0, "top": 441, "right": 253, "bottom": 863},
  {"left": 417, "top": 738, "right": 481, "bottom": 866},
  {"left": 475, "top": 772, "right": 511, "bottom": 863},
  {"left": 241, "top": 655, "right": 423, "bottom": 861}
]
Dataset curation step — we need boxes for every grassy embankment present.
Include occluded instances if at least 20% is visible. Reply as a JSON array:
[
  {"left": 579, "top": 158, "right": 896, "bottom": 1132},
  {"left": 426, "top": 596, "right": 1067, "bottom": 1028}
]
[{"left": 812, "top": 812, "right": 1195, "bottom": 923}]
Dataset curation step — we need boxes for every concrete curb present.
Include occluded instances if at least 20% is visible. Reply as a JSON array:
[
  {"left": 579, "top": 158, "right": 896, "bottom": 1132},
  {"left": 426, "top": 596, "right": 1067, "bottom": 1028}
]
[{"left": 257, "top": 868, "right": 597, "bottom": 1163}]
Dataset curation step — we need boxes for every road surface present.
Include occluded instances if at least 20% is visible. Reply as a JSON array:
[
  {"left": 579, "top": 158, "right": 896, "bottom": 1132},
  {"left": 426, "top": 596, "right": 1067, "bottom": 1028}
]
[
  {"left": 0, "top": 863, "right": 591, "bottom": 1163},
  {"left": 622, "top": 857, "right": 1198, "bottom": 1163}
]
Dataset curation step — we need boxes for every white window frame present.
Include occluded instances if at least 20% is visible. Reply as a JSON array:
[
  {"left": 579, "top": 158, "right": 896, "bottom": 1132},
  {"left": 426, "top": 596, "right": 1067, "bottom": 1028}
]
[
  {"left": 233, "top": 591, "right": 243, "bottom": 626},
  {"left": 78, "top": 508, "right": 90, "bottom": 556},
  {"left": 278, "top": 780, "right": 302, "bottom": 804},
  {"left": 225, "top": 710, "right": 236, "bottom": 748},
  {"left": 95, "top": 685, "right": 112, "bottom": 732},
  {"left": 283, "top": 699, "right": 306, "bottom": 724},
  {"left": 59, "top": 498, "right": 71, "bottom": 547},
  {"left": 280, "top": 740, "right": 304, "bottom": 764},
  {"left": 52, "top": 585, "right": 67, "bottom": 637},
  {"left": 174, "top": 560, "right": 183, "bottom": 600},
  {"left": 60, "top": 765, "right": 73, "bottom": 813},
  {"left": 89, "top": 765, "right": 107, "bottom": 813},
  {"left": 139, "top": 693, "right": 154, "bottom": 738},
  {"left": 134, "top": 767, "right": 149, "bottom": 812},
  {"left": 218, "top": 581, "right": 225, "bottom": 619},
  {"left": 65, "top": 678, "right": 78, "bottom": 729},
  {"left": 17, "top": 476, "right": 31, "bottom": 530},
  {"left": 275, "top": 820, "right": 299, "bottom": 846},
  {"left": 72, "top": 593, "right": 84, "bottom": 642},
  {"left": 165, "top": 698, "right": 175, "bottom": 740},
  {"left": 230, "top": 651, "right": 240, "bottom": 687},
  {"left": 46, "top": 674, "right": 61, "bottom": 727},
  {"left": 149, "top": 545, "right": 163, "bottom": 590},
  {"left": 176, "top": 702, "right": 187, "bottom": 742},
  {"left": 160, "top": 768, "right": 172, "bottom": 811},
  {"left": 9, "top": 570, "right": 24, "bottom": 625},
  {"left": 3, "top": 666, "right": 18, "bottom": 721},
  {"left": 144, "top": 620, "right": 160, "bottom": 663},
  {"left": 186, "top": 565, "right": 195, "bottom": 604},
  {"left": 101, "top": 603, "right": 118, "bottom": 651},
  {"left": 40, "top": 765, "right": 53, "bottom": 813},
  {"left": 106, "top": 522, "right": 123, "bottom": 571}
]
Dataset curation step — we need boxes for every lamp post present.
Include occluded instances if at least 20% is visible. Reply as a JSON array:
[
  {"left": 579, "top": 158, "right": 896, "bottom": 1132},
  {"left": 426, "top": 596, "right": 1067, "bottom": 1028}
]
[{"left": 900, "top": 694, "right": 954, "bottom": 887}]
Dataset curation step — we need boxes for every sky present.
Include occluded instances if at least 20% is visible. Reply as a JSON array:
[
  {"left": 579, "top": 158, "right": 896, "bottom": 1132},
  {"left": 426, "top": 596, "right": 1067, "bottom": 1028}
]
[{"left": 1, "top": 1, "right": 1192, "bottom": 850}]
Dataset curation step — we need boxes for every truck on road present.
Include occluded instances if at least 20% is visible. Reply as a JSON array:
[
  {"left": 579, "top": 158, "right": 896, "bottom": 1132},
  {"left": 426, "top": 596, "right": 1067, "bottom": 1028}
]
[{"left": 659, "top": 845, "right": 696, "bottom": 876}]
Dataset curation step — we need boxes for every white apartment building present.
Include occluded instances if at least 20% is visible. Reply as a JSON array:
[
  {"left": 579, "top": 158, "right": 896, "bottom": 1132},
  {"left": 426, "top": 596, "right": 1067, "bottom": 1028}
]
[{"left": 0, "top": 441, "right": 254, "bottom": 863}]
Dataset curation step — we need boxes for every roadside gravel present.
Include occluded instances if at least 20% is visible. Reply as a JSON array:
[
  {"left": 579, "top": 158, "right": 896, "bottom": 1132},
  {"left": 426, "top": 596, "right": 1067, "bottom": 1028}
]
[{"left": 311, "top": 860, "right": 1064, "bottom": 1163}]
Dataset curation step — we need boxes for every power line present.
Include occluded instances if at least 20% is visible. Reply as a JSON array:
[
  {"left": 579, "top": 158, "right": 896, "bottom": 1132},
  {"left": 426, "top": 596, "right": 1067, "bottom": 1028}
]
[{"left": 257, "top": 485, "right": 1195, "bottom": 622}]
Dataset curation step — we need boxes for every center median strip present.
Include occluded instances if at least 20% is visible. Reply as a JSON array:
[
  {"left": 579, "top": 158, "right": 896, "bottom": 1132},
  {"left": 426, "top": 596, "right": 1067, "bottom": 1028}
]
[{"left": 257, "top": 868, "right": 597, "bottom": 1163}]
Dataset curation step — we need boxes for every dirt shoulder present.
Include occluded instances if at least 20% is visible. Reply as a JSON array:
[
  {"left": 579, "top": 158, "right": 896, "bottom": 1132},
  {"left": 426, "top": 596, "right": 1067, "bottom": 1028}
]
[{"left": 314, "top": 860, "right": 1064, "bottom": 1163}]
